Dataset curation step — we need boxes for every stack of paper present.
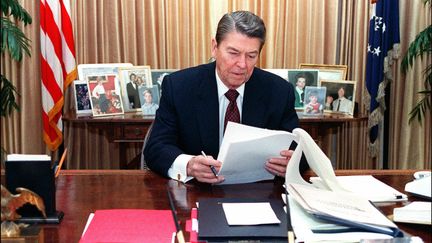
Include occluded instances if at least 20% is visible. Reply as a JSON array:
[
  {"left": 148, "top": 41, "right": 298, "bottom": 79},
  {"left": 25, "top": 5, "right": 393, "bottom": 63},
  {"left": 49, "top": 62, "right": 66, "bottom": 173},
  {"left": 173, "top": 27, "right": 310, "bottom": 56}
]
[
  {"left": 283, "top": 194, "right": 395, "bottom": 242},
  {"left": 217, "top": 122, "right": 296, "bottom": 184},
  {"left": 393, "top": 202, "right": 432, "bottom": 225},
  {"left": 310, "top": 175, "right": 407, "bottom": 202},
  {"left": 286, "top": 183, "right": 403, "bottom": 238}
]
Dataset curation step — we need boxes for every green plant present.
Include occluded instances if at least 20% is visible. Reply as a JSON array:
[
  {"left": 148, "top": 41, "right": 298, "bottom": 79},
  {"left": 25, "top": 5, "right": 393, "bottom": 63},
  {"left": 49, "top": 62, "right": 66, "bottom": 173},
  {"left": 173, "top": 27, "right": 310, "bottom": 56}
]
[
  {"left": 1, "top": 0, "right": 32, "bottom": 162},
  {"left": 1, "top": 0, "right": 32, "bottom": 117},
  {"left": 401, "top": 0, "right": 431, "bottom": 124}
]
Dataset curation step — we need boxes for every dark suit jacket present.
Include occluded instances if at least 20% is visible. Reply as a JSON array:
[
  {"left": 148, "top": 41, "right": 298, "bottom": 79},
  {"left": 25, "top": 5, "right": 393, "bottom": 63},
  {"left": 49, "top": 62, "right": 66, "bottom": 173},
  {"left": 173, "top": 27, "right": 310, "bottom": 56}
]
[
  {"left": 144, "top": 62, "right": 301, "bottom": 177},
  {"left": 126, "top": 82, "right": 141, "bottom": 108}
]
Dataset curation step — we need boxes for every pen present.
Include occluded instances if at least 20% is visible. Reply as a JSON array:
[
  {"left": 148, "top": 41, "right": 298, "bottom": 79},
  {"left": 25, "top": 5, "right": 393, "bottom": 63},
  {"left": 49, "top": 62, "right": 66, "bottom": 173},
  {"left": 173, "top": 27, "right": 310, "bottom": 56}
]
[
  {"left": 167, "top": 190, "right": 185, "bottom": 243},
  {"left": 201, "top": 151, "right": 218, "bottom": 177}
]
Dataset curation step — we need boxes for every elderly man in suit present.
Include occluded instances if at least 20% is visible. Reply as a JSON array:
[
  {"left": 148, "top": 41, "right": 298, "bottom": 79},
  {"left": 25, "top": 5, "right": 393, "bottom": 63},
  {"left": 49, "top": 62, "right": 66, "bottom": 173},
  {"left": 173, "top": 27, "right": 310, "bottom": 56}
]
[{"left": 144, "top": 11, "right": 304, "bottom": 184}]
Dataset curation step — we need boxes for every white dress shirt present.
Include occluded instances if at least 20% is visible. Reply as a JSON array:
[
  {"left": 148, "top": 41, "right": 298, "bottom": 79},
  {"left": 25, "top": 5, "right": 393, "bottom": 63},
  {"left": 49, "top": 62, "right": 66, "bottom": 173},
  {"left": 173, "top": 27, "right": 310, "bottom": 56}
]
[{"left": 332, "top": 97, "right": 353, "bottom": 113}]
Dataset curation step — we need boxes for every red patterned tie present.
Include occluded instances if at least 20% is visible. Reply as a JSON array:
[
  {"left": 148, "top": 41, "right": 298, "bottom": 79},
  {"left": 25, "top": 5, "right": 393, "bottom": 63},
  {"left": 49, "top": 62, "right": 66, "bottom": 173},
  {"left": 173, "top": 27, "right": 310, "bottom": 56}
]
[{"left": 224, "top": 89, "right": 240, "bottom": 130}]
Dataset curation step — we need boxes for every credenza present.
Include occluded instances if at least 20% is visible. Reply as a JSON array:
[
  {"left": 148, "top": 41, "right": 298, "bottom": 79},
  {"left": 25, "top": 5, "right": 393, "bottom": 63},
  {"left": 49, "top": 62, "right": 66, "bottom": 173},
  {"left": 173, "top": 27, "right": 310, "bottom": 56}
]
[{"left": 63, "top": 111, "right": 367, "bottom": 169}]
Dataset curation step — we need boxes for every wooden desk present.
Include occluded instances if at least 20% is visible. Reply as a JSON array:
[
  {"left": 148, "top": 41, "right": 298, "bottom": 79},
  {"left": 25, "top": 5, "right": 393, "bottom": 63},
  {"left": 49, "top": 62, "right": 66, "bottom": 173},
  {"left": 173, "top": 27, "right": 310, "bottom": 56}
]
[
  {"left": 2, "top": 169, "right": 428, "bottom": 242},
  {"left": 63, "top": 112, "right": 366, "bottom": 169}
]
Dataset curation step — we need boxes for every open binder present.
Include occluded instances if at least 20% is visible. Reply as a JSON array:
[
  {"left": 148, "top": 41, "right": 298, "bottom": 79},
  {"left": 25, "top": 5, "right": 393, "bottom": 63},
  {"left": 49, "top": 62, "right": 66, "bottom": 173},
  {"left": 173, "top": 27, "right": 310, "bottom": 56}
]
[{"left": 198, "top": 198, "right": 288, "bottom": 242}]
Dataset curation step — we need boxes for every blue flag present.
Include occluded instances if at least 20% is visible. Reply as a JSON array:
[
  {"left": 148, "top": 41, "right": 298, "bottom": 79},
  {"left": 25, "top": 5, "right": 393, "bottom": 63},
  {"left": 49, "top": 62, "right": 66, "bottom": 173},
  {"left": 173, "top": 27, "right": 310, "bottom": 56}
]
[{"left": 365, "top": 0, "right": 400, "bottom": 157}]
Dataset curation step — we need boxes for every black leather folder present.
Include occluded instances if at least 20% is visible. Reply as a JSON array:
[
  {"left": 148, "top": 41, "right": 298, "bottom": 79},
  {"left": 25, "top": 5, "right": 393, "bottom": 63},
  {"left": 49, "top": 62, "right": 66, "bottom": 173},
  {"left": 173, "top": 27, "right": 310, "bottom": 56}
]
[{"left": 198, "top": 198, "right": 287, "bottom": 242}]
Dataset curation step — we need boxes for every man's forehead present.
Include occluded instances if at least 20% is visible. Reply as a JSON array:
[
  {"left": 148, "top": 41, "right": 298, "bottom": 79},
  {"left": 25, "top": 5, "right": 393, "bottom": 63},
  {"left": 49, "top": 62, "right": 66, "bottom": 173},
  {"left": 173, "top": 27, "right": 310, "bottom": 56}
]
[{"left": 219, "top": 32, "right": 260, "bottom": 53}]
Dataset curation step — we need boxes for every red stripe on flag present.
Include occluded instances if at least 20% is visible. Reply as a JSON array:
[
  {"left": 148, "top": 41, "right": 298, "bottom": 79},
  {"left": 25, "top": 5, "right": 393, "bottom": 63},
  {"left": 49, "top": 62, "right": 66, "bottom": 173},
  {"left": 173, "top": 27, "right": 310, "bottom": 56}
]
[
  {"left": 40, "top": 0, "right": 77, "bottom": 151},
  {"left": 40, "top": 3, "right": 67, "bottom": 79},
  {"left": 60, "top": 0, "right": 76, "bottom": 56},
  {"left": 40, "top": 57, "right": 63, "bottom": 103}
]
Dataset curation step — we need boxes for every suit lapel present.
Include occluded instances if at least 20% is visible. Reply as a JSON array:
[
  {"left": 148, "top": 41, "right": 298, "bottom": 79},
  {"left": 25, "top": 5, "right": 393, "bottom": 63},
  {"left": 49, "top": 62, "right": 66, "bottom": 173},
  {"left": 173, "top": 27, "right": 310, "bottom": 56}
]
[
  {"left": 242, "top": 71, "right": 266, "bottom": 128},
  {"left": 195, "top": 64, "right": 220, "bottom": 156}
]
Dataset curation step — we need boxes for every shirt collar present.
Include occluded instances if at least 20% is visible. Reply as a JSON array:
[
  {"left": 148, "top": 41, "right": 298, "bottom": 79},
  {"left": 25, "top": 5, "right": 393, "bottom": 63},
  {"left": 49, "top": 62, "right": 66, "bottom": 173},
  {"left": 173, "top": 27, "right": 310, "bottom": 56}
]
[
  {"left": 215, "top": 69, "right": 245, "bottom": 99},
  {"left": 295, "top": 86, "right": 304, "bottom": 94}
]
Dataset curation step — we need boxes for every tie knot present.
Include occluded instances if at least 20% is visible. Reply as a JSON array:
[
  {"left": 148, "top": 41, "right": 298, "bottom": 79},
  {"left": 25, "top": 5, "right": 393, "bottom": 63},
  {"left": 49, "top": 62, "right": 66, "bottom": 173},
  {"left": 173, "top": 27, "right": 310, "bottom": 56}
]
[{"left": 225, "top": 89, "right": 239, "bottom": 102}]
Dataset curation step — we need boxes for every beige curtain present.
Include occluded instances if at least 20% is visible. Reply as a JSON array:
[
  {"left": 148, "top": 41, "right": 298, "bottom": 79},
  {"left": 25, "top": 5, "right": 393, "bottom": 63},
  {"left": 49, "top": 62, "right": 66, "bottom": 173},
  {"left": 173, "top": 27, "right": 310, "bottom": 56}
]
[{"left": 1, "top": 0, "right": 430, "bottom": 169}]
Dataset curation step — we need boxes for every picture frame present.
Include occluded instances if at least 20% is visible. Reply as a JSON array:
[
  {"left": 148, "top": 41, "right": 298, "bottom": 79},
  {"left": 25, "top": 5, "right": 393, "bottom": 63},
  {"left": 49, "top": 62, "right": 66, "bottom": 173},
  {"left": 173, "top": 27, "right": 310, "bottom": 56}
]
[
  {"left": 263, "top": 69, "right": 289, "bottom": 80},
  {"left": 319, "top": 80, "right": 356, "bottom": 115},
  {"left": 87, "top": 74, "right": 124, "bottom": 117},
  {"left": 287, "top": 69, "right": 319, "bottom": 109},
  {"left": 118, "top": 66, "right": 153, "bottom": 112},
  {"left": 303, "top": 86, "right": 327, "bottom": 115},
  {"left": 299, "top": 63, "right": 348, "bottom": 81},
  {"left": 77, "top": 63, "right": 133, "bottom": 81},
  {"left": 72, "top": 80, "right": 92, "bottom": 116},
  {"left": 138, "top": 85, "right": 160, "bottom": 116},
  {"left": 150, "top": 69, "right": 177, "bottom": 97}
]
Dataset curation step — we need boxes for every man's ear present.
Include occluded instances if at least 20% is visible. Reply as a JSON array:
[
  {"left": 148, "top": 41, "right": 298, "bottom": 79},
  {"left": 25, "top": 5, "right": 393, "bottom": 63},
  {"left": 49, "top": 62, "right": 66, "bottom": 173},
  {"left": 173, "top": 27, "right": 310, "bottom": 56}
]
[{"left": 211, "top": 38, "right": 217, "bottom": 58}]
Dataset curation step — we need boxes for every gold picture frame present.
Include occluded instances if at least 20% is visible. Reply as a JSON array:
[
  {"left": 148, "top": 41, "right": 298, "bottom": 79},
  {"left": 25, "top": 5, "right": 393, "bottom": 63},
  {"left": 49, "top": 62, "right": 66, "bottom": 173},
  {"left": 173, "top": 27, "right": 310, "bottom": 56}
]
[
  {"left": 299, "top": 63, "right": 348, "bottom": 81},
  {"left": 118, "top": 66, "right": 153, "bottom": 112}
]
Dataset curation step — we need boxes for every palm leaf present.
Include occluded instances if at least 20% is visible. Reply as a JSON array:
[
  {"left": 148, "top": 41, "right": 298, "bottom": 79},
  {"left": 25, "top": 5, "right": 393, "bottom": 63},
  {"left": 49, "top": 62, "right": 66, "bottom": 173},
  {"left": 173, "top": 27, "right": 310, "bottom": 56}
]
[
  {"left": 1, "top": 0, "right": 32, "bottom": 25},
  {"left": 401, "top": 25, "right": 432, "bottom": 73},
  {"left": 0, "top": 74, "right": 20, "bottom": 117},
  {"left": 1, "top": 17, "right": 32, "bottom": 61}
]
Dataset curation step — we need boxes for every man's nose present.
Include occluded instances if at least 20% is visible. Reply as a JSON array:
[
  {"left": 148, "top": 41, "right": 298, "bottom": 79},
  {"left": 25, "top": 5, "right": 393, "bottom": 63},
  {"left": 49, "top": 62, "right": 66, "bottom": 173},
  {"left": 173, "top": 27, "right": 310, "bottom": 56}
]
[{"left": 236, "top": 55, "right": 247, "bottom": 68}]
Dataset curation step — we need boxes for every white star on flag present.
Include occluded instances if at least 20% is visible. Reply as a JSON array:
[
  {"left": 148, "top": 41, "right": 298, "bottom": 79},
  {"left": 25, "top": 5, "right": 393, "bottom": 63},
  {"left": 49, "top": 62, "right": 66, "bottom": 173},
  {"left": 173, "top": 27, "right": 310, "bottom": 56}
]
[{"left": 373, "top": 46, "right": 381, "bottom": 56}]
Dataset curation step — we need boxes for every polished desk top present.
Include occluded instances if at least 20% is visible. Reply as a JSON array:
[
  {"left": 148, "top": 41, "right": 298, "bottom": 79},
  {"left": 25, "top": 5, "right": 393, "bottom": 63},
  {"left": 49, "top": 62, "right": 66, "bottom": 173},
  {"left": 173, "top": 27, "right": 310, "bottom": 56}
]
[{"left": 3, "top": 169, "right": 431, "bottom": 242}]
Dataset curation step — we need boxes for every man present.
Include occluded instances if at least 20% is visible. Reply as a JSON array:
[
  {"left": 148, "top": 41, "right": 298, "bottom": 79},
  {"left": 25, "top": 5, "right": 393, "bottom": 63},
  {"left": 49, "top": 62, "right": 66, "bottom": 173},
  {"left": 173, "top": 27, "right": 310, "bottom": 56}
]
[
  {"left": 126, "top": 73, "right": 141, "bottom": 108},
  {"left": 144, "top": 11, "right": 305, "bottom": 184},
  {"left": 332, "top": 86, "right": 353, "bottom": 113}
]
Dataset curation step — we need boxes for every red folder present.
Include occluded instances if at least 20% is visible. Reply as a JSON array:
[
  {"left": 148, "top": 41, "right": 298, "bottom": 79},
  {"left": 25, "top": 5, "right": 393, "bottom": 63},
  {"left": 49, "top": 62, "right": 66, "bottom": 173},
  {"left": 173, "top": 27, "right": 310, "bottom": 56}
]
[{"left": 80, "top": 209, "right": 175, "bottom": 243}]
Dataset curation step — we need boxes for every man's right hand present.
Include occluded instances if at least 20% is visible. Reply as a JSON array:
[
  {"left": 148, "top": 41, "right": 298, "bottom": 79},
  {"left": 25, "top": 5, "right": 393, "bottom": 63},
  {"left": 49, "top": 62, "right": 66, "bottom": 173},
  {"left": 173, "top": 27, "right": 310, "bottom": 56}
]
[{"left": 186, "top": 155, "right": 225, "bottom": 184}]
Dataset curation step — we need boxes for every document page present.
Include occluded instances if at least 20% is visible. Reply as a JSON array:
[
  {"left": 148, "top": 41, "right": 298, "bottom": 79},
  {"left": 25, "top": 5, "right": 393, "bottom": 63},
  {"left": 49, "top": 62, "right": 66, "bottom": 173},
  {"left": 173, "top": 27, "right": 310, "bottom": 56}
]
[
  {"left": 217, "top": 122, "right": 296, "bottom": 184},
  {"left": 222, "top": 202, "right": 281, "bottom": 225},
  {"left": 310, "top": 175, "right": 407, "bottom": 202}
]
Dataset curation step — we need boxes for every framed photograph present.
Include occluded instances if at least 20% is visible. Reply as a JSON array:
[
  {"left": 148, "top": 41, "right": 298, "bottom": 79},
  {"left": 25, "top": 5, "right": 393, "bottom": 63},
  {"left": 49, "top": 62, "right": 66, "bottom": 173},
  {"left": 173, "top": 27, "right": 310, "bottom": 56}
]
[
  {"left": 264, "top": 69, "right": 289, "bottom": 80},
  {"left": 319, "top": 80, "right": 356, "bottom": 115},
  {"left": 150, "top": 69, "right": 177, "bottom": 96},
  {"left": 78, "top": 63, "right": 133, "bottom": 81},
  {"left": 72, "top": 80, "right": 92, "bottom": 116},
  {"left": 139, "top": 85, "right": 160, "bottom": 116},
  {"left": 118, "top": 66, "right": 152, "bottom": 112},
  {"left": 303, "top": 86, "right": 326, "bottom": 115},
  {"left": 287, "top": 69, "right": 319, "bottom": 109},
  {"left": 87, "top": 74, "right": 124, "bottom": 117},
  {"left": 299, "top": 63, "right": 348, "bottom": 81}
]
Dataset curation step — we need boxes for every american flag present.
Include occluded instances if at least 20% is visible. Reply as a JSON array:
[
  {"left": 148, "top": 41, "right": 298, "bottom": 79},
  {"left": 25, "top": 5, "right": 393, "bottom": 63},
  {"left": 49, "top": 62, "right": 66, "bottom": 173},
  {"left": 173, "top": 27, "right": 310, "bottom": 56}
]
[
  {"left": 365, "top": 0, "right": 400, "bottom": 157},
  {"left": 40, "top": 0, "right": 77, "bottom": 151}
]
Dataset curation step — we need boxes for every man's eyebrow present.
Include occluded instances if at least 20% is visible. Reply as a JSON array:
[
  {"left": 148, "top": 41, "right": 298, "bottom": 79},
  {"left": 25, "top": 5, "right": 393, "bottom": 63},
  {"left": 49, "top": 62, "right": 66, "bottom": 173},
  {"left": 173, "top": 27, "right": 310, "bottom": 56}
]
[{"left": 226, "top": 46, "right": 259, "bottom": 55}]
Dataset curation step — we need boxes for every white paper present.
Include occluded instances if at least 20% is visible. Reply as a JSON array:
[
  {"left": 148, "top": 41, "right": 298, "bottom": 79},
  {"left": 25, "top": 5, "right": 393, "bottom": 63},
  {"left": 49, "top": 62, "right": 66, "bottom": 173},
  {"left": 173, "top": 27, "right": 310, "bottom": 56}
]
[
  {"left": 285, "top": 194, "right": 392, "bottom": 242},
  {"left": 287, "top": 183, "right": 398, "bottom": 229},
  {"left": 81, "top": 213, "right": 95, "bottom": 237},
  {"left": 310, "top": 175, "right": 408, "bottom": 202},
  {"left": 284, "top": 128, "right": 347, "bottom": 192},
  {"left": 7, "top": 154, "right": 51, "bottom": 161},
  {"left": 222, "top": 202, "right": 281, "bottom": 225},
  {"left": 393, "top": 201, "right": 432, "bottom": 225},
  {"left": 217, "top": 122, "right": 295, "bottom": 184}
]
